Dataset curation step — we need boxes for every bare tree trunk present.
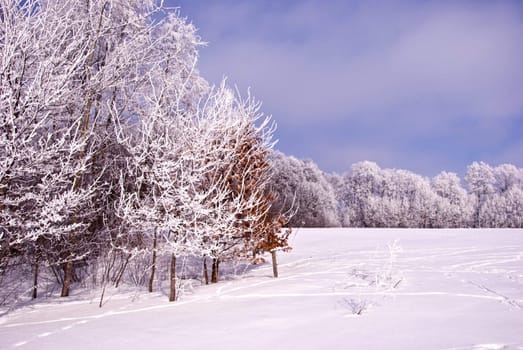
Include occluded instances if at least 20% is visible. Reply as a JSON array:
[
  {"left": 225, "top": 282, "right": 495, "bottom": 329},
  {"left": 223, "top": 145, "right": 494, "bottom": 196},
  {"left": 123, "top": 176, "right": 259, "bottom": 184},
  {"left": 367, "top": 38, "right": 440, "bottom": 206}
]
[
  {"left": 271, "top": 250, "right": 278, "bottom": 278},
  {"left": 211, "top": 258, "right": 219, "bottom": 283},
  {"left": 50, "top": 264, "right": 64, "bottom": 285},
  {"left": 99, "top": 281, "right": 107, "bottom": 308},
  {"left": 32, "top": 256, "right": 38, "bottom": 299},
  {"left": 203, "top": 256, "right": 209, "bottom": 285},
  {"left": 99, "top": 250, "right": 113, "bottom": 308},
  {"left": 114, "top": 253, "right": 131, "bottom": 288},
  {"left": 148, "top": 230, "right": 157, "bottom": 293},
  {"left": 61, "top": 260, "right": 73, "bottom": 297},
  {"left": 169, "top": 253, "right": 176, "bottom": 302}
]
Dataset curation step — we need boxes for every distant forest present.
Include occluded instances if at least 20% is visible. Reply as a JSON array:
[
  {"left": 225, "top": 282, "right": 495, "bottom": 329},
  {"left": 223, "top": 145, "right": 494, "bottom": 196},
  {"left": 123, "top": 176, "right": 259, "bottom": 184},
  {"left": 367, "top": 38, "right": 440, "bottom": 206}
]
[{"left": 269, "top": 151, "right": 523, "bottom": 229}]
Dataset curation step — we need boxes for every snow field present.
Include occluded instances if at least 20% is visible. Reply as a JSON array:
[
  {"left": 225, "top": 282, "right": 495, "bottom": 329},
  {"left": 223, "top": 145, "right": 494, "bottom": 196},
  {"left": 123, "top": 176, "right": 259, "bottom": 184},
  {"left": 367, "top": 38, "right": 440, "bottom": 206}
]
[{"left": 1, "top": 228, "right": 522, "bottom": 350}]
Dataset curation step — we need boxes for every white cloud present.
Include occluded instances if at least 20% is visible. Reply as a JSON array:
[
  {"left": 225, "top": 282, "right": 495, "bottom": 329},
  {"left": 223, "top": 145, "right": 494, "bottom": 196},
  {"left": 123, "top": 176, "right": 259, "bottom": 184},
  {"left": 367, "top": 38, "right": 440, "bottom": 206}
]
[
  {"left": 180, "top": 0, "right": 523, "bottom": 173},
  {"left": 197, "top": 1, "right": 523, "bottom": 125}
]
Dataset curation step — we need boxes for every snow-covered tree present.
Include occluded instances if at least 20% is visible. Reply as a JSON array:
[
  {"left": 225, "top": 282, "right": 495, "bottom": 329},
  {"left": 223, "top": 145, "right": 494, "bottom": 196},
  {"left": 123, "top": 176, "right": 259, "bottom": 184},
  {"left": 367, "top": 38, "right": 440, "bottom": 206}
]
[
  {"left": 0, "top": 0, "right": 126, "bottom": 296},
  {"left": 476, "top": 164, "right": 523, "bottom": 228},
  {"left": 269, "top": 151, "right": 339, "bottom": 227},
  {"left": 191, "top": 86, "right": 290, "bottom": 282},
  {"left": 341, "top": 161, "right": 382, "bottom": 227},
  {"left": 431, "top": 171, "right": 471, "bottom": 227},
  {"left": 465, "top": 162, "right": 496, "bottom": 228},
  {"left": 1, "top": 0, "right": 201, "bottom": 297},
  {"left": 340, "top": 162, "right": 439, "bottom": 228}
]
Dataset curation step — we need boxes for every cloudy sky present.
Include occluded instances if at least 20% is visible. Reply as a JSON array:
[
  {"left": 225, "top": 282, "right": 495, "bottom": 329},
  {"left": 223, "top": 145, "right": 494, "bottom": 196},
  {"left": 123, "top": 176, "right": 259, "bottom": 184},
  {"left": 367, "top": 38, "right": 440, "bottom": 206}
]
[{"left": 171, "top": 0, "right": 523, "bottom": 176}]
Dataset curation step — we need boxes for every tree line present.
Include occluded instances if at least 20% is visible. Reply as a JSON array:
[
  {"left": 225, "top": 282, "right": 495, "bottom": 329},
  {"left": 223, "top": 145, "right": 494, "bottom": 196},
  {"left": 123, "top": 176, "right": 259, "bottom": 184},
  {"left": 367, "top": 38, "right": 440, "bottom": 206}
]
[
  {"left": 270, "top": 152, "right": 523, "bottom": 229},
  {"left": 0, "top": 0, "right": 290, "bottom": 304}
]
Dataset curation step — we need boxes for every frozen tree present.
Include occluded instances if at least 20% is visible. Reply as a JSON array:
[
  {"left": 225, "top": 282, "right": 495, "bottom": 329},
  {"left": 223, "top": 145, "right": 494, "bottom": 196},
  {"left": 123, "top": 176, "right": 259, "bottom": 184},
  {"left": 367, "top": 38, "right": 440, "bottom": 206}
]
[
  {"left": 193, "top": 85, "right": 290, "bottom": 282},
  {"left": 325, "top": 172, "right": 349, "bottom": 225},
  {"left": 340, "top": 162, "right": 440, "bottom": 228},
  {"left": 0, "top": 0, "right": 291, "bottom": 305},
  {"left": 115, "top": 78, "right": 287, "bottom": 293},
  {"left": 110, "top": 7, "right": 208, "bottom": 300},
  {"left": 493, "top": 164, "right": 523, "bottom": 193},
  {"left": 499, "top": 186, "right": 523, "bottom": 227},
  {"left": 219, "top": 100, "right": 292, "bottom": 278},
  {"left": 0, "top": 0, "right": 122, "bottom": 297},
  {"left": 477, "top": 164, "right": 523, "bottom": 228},
  {"left": 393, "top": 169, "right": 437, "bottom": 228},
  {"left": 341, "top": 161, "right": 382, "bottom": 227},
  {"left": 493, "top": 164, "right": 523, "bottom": 227},
  {"left": 341, "top": 161, "right": 521, "bottom": 229},
  {"left": 0, "top": 0, "right": 209, "bottom": 298},
  {"left": 431, "top": 171, "right": 471, "bottom": 227},
  {"left": 480, "top": 188, "right": 523, "bottom": 228},
  {"left": 269, "top": 151, "right": 339, "bottom": 227},
  {"left": 465, "top": 162, "right": 496, "bottom": 228}
]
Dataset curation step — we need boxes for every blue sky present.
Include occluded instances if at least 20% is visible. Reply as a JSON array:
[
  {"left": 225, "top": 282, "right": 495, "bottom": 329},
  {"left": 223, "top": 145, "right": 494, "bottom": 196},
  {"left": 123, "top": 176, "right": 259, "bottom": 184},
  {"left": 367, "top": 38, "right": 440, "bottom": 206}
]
[{"left": 170, "top": 0, "right": 523, "bottom": 176}]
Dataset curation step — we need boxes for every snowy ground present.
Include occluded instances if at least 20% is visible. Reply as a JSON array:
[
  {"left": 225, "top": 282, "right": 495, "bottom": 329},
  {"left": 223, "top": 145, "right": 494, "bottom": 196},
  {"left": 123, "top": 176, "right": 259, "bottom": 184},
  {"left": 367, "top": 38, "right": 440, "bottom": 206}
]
[{"left": 1, "top": 228, "right": 523, "bottom": 350}]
